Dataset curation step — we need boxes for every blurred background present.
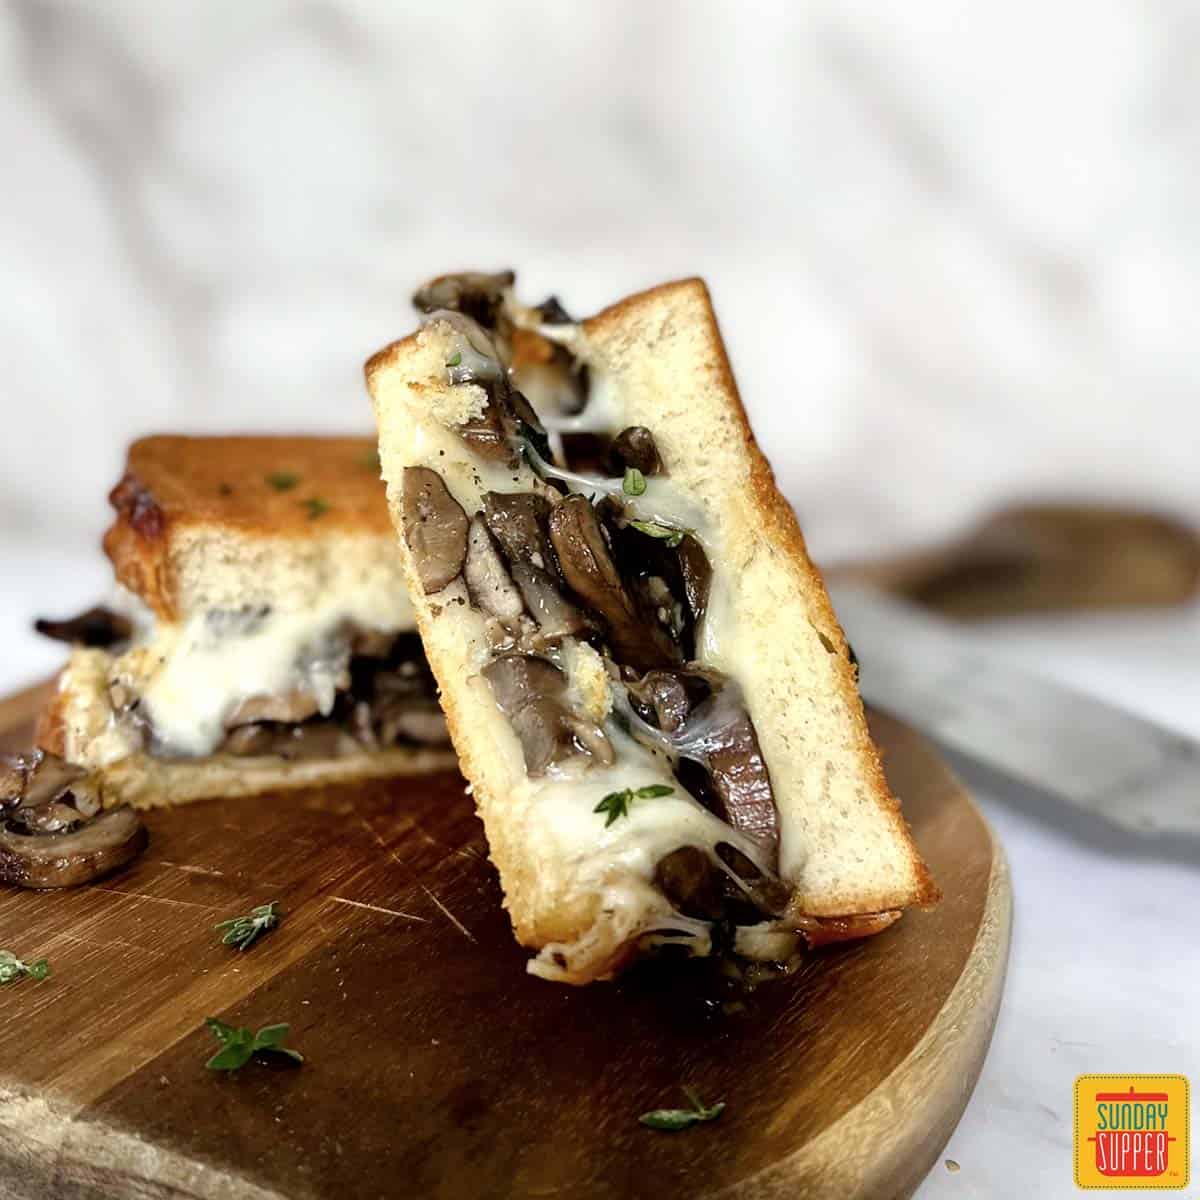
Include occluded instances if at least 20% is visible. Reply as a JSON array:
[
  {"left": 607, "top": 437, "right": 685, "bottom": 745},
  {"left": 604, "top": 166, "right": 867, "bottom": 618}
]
[{"left": 3, "top": 0, "right": 1200, "bottom": 679}]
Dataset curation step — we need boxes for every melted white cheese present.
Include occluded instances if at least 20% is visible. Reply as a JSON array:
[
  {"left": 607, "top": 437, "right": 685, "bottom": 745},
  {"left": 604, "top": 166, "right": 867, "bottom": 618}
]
[{"left": 130, "top": 588, "right": 414, "bottom": 759}]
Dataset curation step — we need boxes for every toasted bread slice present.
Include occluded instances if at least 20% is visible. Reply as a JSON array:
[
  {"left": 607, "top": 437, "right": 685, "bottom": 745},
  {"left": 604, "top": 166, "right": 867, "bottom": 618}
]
[
  {"left": 368, "top": 278, "right": 936, "bottom": 983},
  {"left": 105, "top": 436, "right": 393, "bottom": 621},
  {"left": 36, "top": 436, "right": 455, "bottom": 807}
]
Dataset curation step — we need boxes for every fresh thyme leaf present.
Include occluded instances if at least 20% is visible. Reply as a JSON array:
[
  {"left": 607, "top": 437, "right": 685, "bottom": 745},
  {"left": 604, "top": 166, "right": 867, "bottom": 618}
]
[
  {"left": 628, "top": 519, "right": 689, "bottom": 549},
  {"left": 204, "top": 1019, "right": 303, "bottom": 1072},
  {"left": 635, "top": 784, "right": 674, "bottom": 799},
  {"left": 594, "top": 784, "right": 674, "bottom": 827},
  {"left": 0, "top": 951, "right": 50, "bottom": 985},
  {"left": 301, "top": 496, "right": 330, "bottom": 520},
  {"left": 215, "top": 901, "right": 280, "bottom": 952},
  {"left": 622, "top": 466, "right": 647, "bottom": 497},
  {"left": 593, "top": 790, "right": 632, "bottom": 827},
  {"left": 266, "top": 471, "right": 300, "bottom": 492},
  {"left": 446, "top": 351, "right": 463, "bottom": 367},
  {"left": 639, "top": 1089, "right": 726, "bottom": 1132}
]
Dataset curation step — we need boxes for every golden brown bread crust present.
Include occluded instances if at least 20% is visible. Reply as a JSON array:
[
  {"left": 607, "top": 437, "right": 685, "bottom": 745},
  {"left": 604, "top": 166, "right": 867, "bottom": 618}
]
[
  {"left": 587, "top": 279, "right": 938, "bottom": 908},
  {"left": 33, "top": 683, "right": 67, "bottom": 757},
  {"left": 103, "top": 436, "right": 392, "bottom": 620}
]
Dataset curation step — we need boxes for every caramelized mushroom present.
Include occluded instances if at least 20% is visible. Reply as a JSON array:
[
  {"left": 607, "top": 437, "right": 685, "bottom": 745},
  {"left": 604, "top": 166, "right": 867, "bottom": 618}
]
[
  {"left": 482, "top": 492, "right": 557, "bottom": 570},
  {"left": 0, "top": 750, "right": 147, "bottom": 889},
  {"left": 0, "top": 809, "right": 147, "bottom": 890},
  {"left": 481, "top": 654, "right": 566, "bottom": 713},
  {"left": 402, "top": 467, "right": 469, "bottom": 593},
  {"left": 677, "top": 535, "right": 713, "bottom": 628},
  {"left": 464, "top": 515, "right": 526, "bottom": 627},
  {"left": 509, "top": 563, "right": 590, "bottom": 641},
  {"left": 623, "top": 669, "right": 779, "bottom": 859},
  {"left": 34, "top": 607, "right": 132, "bottom": 648},
  {"left": 548, "top": 496, "right": 681, "bottom": 673},
  {"left": 654, "top": 846, "right": 725, "bottom": 921},
  {"left": 481, "top": 654, "right": 611, "bottom": 775},
  {"left": 608, "top": 426, "right": 662, "bottom": 476},
  {"left": 412, "top": 270, "right": 515, "bottom": 330}
]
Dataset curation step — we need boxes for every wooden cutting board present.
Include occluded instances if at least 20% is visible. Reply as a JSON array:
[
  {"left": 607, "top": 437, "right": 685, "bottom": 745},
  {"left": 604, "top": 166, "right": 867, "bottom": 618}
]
[{"left": 0, "top": 682, "right": 1010, "bottom": 1200}]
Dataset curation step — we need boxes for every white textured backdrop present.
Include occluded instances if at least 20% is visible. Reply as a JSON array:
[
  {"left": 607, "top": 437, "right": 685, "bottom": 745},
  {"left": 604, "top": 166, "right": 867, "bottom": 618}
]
[{"left": 5, "top": 0, "right": 1199, "bottom": 566}]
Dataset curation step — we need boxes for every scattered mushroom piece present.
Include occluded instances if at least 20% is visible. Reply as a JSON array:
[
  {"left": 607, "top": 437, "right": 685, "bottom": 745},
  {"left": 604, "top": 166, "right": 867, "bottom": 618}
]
[
  {"left": 34, "top": 607, "right": 133, "bottom": 648},
  {"left": 482, "top": 654, "right": 567, "bottom": 714},
  {"left": 509, "top": 562, "right": 590, "bottom": 642},
  {"left": 0, "top": 808, "right": 147, "bottom": 889},
  {"left": 401, "top": 467, "right": 470, "bottom": 594},
  {"left": 481, "top": 492, "right": 557, "bottom": 571},
  {"left": 0, "top": 751, "right": 147, "bottom": 889},
  {"left": 548, "top": 495, "right": 681, "bottom": 673}
]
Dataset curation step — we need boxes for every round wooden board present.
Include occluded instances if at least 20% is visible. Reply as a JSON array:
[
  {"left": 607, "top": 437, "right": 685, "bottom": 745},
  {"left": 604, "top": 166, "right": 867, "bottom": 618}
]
[{"left": 0, "top": 692, "right": 1010, "bottom": 1200}]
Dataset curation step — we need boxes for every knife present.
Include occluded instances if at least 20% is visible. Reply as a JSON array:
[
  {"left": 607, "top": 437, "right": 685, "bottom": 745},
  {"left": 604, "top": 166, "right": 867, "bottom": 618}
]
[{"left": 828, "top": 582, "right": 1200, "bottom": 837}]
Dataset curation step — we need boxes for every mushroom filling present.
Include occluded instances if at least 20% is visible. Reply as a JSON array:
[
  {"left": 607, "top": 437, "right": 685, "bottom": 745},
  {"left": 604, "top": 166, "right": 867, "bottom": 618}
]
[
  {"left": 107, "top": 629, "right": 450, "bottom": 763},
  {"left": 0, "top": 750, "right": 147, "bottom": 889},
  {"left": 34, "top": 606, "right": 133, "bottom": 649},
  {"left": 408, "top": 274, "right": 796, "bottom": 961},
  {"left": 214, "top": 631, "right": 449, "bottom": 760}
]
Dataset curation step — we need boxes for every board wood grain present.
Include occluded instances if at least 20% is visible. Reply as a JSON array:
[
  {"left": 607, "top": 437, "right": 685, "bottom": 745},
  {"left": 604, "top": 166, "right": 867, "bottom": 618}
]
[{"left": 0, "top": 688, "right": 1009, "bottom": 1200}]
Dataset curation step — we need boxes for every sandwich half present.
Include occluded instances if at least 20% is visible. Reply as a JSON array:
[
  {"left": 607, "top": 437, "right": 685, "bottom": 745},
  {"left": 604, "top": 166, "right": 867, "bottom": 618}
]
[
  {"left": 36, "top": 435, "right": 455, "bottom": 808},
  {"left": 367, "top": 272, "right": 937, "bottom": 984}
]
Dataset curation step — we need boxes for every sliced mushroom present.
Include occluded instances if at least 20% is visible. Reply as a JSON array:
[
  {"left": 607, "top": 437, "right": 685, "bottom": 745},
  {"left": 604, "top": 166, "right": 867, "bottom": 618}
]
[
  {"left": 412, "top": 270, "right": 515, "bottom": 331},
  {"left": 0, "top": 751, "right": 147, "bottom": 890},
  {"left": 509, "top": 562, "right": 590, "bottom": 641},
  {"left": 534, "top": 295, "right": 574, "bottom": 325},
  {"left": 34, "top": 607, "right": 132, "bottom": 648},
  {"left": 481, "top": 654, "right": 566, "bottom": 714},
  {"left": 402, "top": 467, "right": 469, "bottom": 593},
  {"left": 677, "top": 535, "right": 713, "bottom": 629},
  {"left": 377, "top": 702, "right": 450, "bottom": 748},
  {"left": 621, "top": 669, "right": 779, "bottom": 860},
  {"left": 0, "top": 808, "right": 148, "bottom": 890},
  {"left": 464, "top": 515, "right": 526, "bottom": 626},
  {"left": 481, "top": 492, "right": 557, "bottom": 570},
  {"left": 654, "top": 846, "right": 725, "bottom": 922},
  {"left": 481, "top": 654, "right": 611, "bottom": 775},
  {"left": 547, "top": 495, "right": 681, "bottom": 673},
  {"left": 608, "top": 426, "right": 662, "bottom": 476},
  {"left": 226, "top": 688, "right": 323, "bottom": 729}
]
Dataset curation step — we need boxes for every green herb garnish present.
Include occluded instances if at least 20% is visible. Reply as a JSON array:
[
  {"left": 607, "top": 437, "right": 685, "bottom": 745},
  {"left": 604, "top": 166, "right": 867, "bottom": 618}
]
[
  {"left": 0, "top": 951, "right": 50, "bottom": 985},
  {"left": 359, "top": 447, "right": 381, "bottom": 472},
  {"left": 639, "top": 1088, "right": 726, "bottom": 1132},
  {"left": 622, "top": 467, "right": 647, "bottom": 497},
  {"left": 628, "top": 519, "right": 689, "bottom": 548},
  {"left": 594, "top": 784, "right": 674, "bottom": 827},
  {"left": 214, "top": 901, "right": 280, "bottom": 952},
  {"left": 302, "top": 496, "right": 330, "bottom": 520},
  {"left": 204, "top": 1018, "right": 304, "bottom": 1072},
  {"left": 446, "top": 351, "right": 463, "bottom": 367},
  {"left": 266, "top": 471, "right": 300, "bottom": 492}
]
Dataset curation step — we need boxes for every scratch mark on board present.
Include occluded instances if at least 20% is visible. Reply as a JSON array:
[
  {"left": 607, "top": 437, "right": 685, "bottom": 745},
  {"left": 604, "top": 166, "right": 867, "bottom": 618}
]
[
  {"left": 329, "top": 896, "right": 429, "bottom": 922},
  {"left": 419, "top": 885, "right": 475, "bottom": 943}
]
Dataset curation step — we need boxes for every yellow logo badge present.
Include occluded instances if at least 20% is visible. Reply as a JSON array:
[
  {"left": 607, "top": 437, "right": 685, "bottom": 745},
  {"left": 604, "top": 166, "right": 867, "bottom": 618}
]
[{"left": 1075, "top": 1075, "right": 1189, "bottom": 1189}]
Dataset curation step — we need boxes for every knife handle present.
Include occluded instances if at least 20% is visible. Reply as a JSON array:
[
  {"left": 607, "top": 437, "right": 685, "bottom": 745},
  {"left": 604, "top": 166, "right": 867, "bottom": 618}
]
[{"left": 827, "top": 503, "right": 1200, "bottom": 619}]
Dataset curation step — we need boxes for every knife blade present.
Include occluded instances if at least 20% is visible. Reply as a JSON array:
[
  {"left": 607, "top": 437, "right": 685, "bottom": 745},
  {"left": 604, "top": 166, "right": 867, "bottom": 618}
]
[{"left": 828, "top": 582, "right": 1200, "bottom": 837}]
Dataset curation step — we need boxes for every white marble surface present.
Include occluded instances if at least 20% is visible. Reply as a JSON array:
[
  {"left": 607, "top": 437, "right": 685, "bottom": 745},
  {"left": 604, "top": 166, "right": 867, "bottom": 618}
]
[{"left": 2, "top": 2, "right": 1199, "bottom": 1196}]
